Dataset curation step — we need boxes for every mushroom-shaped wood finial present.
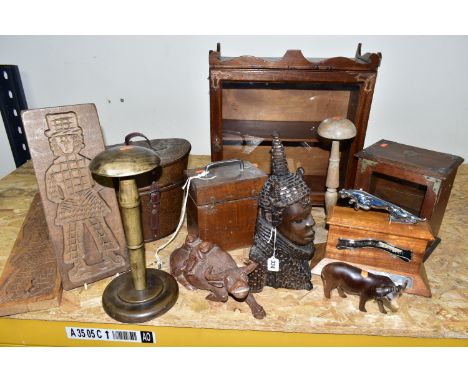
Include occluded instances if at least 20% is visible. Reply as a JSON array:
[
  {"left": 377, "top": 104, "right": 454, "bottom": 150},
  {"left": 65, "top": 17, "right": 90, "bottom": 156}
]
[
  {"left": 317, "top": 117, "right": 357, "bottom": 218},
  {"left": 317, "top": 117, "right": 357, "bottom": 141}
]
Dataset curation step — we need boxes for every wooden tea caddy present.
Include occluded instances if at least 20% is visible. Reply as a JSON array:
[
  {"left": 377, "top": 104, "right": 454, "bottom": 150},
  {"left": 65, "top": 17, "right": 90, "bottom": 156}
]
[
  {"left": 312, "top": 206, "right": 435, "bottom": 297},
  {"left": 186, "top": 160, "right": 267, "bottom": 251}
]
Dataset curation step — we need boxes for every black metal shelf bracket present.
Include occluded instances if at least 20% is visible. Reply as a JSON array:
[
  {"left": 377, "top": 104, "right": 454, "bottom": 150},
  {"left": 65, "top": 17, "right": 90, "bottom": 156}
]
[{"left": 0, "top": 65, "right": 30, "bottom": 167}]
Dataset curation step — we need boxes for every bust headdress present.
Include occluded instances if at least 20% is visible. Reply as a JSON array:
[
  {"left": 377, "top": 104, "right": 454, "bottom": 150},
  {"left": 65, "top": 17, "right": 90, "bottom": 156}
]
[
  {"left": 258, "top": 134, "right": 311, "bottom": 226},
  {"left": 248, "top": 134, "right": 315, "bottom": 292}
]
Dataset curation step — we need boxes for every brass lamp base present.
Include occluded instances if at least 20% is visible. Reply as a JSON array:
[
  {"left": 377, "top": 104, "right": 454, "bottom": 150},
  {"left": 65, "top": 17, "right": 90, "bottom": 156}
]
[{"left": 102, "top": 268, "right": 179, "bottom": 323}]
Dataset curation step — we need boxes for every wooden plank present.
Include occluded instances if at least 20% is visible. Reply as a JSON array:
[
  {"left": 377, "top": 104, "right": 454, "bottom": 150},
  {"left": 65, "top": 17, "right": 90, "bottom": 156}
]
[
  {"left": 0, "top": 194, "right": 62, "bottom": 316},
  {"left": 328, "top": 207, "right": 435, "bottom": 241},
  {"left": 223, "top": 144, "right": 330, "bottom": 176},
  {"left": 222, "top": 88, "right": 351, "bottom": 122},
  {"left": 22, "top": 104, "right": 129, "bottom": 290},
  {"left": 325, "top": 226, "right": 425, "bottom": 274},
  {"left": 222, "top": 119, "right": 321, "bottom": 142}
]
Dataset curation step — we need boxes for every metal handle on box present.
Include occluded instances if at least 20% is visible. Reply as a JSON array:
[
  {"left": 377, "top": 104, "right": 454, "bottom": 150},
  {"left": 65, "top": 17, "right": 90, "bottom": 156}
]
[
  {"left": 205, "top": 159, "right": 245, "bottom": 174},
  {"left": 125, "top": 132, "right": 167, "bottom": 151}
]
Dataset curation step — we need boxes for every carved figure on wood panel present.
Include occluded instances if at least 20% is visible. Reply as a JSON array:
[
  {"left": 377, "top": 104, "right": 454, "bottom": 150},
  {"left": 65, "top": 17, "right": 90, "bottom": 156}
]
[
  {"left": 43, "top": 112, "right": 125, "bottom": 283},
  {"left": 248, "top": 135, "right": 315, "bottom": 292},
  {"left": 0, "top": 202, "right": 57, "bottom": 301},
  {"left": 2, "top": 254, "right": 57, "bottom": 301}
]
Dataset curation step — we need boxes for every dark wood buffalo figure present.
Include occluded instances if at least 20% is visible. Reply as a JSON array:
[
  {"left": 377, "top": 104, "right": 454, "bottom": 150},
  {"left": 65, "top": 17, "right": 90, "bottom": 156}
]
[
  {"left": 321, "top": 262, "right": 407, "bottom": 314},
  {"left": 170, "top": 234, "right": 266, "bottom": 319}
]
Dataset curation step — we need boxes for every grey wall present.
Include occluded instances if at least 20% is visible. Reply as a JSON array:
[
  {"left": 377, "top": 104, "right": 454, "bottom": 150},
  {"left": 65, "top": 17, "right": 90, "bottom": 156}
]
[{"left": 1, "top": 35, "right": 467, "bottom": 178}]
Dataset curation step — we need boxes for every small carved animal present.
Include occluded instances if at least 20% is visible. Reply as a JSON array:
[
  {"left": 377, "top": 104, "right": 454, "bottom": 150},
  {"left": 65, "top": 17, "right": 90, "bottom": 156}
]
[
  {"left": 321, "top": 262, "right": 407, "bottom": 314},
  {"left": 170, "top": 234, "right": 266, "bottom": 319},
  {"left": 339, "top": 189, "right": 426, "bottom": 224}
]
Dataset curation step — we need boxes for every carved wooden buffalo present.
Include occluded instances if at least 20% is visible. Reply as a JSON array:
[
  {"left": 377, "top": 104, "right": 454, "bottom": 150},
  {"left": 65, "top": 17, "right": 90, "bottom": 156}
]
[
  {"left": 321, "top": 262, "right": 406, "bottom": 314},
  {"left": 170, "top": 234, "right": 266, "bottom": 319}
]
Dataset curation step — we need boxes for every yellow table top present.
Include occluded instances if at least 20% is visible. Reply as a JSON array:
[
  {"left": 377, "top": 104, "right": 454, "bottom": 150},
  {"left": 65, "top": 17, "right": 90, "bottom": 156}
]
[{"left": 0, "top": 157, "right": 467, "bottom": 346}]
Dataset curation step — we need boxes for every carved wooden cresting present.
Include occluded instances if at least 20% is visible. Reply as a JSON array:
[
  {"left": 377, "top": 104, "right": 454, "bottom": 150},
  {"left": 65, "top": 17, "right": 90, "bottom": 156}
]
[
  {"left": 22, "top": 104, "right": 129, "bottom": 290},
  {"left": 0, "top": 194, "right": 62, "bottom": 316}
]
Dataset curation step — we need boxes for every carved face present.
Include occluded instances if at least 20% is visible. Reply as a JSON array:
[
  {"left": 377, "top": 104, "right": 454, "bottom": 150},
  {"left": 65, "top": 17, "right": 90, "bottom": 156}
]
[
  {"left": 224, "top": 269, "right": 251, "bottom": 300},
  {"left": 277, "top": 201, "right": 315, "bottom": 245},
  {"left": 205, "top": 261, "right": 257, "bottom": 300},
  {"left": 49, "top": 134, "right": 83, "bottom": 156},
  {"left": 55, "top": 135, "right": 75, "bottom": 154}
]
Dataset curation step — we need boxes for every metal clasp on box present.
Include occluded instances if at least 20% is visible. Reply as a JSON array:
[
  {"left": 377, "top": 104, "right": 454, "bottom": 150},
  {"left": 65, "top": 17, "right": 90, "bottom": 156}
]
[{"left": 149, "top": 181, "right": 161, "bottom": 234}]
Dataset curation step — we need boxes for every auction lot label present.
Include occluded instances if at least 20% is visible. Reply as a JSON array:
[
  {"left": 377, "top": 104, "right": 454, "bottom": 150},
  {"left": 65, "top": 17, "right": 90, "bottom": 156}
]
[{"left": 65, "top": 326, "right": 155, "bottom": 343}]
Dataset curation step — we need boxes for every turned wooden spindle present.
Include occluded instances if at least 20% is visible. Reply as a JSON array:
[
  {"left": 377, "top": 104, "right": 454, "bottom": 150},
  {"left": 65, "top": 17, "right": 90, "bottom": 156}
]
[{"left": 317, "top": 117, "right": 357, "bottom": 218}]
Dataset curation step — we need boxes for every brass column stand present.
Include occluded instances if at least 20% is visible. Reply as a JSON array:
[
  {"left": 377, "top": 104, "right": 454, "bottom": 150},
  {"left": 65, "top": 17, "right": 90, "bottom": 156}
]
[{"left": 90, "top": 145, "right": 178, "bottom": 323}]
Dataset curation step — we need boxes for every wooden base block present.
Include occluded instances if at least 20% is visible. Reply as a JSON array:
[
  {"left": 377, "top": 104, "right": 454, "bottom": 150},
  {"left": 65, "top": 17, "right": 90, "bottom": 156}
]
[
  {"left": 0, "top": 194, "right": 62, "bottom": 316},
  {"left": 319, "top": 206, "right": 435, "bottom": 297}
]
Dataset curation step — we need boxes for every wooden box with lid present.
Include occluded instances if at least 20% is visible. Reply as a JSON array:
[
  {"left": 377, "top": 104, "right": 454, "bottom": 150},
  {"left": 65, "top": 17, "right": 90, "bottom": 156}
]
[
  {"left": 186, "top": 160, "right": 267, "bottom": 251},
  {"left": 354, "top": 139, "right": 464, "bottom": 237},
  {"left": 321, "top": 206, "right": 435, "bottom": 297},
  {"left": 209, "top": 43, "right": 382, "bottom": 205},
  {"left": 109, "top": 134, "right": 191, "bottom": 243}
]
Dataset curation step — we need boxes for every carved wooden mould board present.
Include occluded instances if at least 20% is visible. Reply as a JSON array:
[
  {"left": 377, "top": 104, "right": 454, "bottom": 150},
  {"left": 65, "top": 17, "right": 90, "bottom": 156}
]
[
  {"left": 0, "top": 194, "right": 62, "bottom": 316},
  {"left": 22, "top": 104, "right": 129, "bottom": 290}
]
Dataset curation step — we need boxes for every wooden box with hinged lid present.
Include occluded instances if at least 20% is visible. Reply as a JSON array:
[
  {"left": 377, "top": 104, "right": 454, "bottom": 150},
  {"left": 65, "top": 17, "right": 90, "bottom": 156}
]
[
  {"left": 354, "top": 139, "right": 464, "bottom": 238},
  {"left": 186, "top": 160, "right": 267, "bottom": 251}
]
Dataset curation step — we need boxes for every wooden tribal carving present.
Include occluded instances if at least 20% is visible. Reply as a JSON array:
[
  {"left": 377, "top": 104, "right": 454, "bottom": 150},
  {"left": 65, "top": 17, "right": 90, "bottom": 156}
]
[
  {"left": 0, "top": 194, "right": 62, "bottom": 316},
  {"left": 22, "top": 104, "right": 129, "bottom": 290}
]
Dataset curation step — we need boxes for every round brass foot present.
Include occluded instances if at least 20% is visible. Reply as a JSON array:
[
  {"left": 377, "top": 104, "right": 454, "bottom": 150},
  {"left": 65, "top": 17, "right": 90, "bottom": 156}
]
[{"left": 102, "top": 268, "right": 179, "bottom": 323}]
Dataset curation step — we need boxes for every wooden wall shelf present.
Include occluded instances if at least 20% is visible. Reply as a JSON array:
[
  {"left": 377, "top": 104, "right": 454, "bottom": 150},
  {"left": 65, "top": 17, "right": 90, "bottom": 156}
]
[{"left": 209, "top": 44, "right": 382, "bottom": 205}]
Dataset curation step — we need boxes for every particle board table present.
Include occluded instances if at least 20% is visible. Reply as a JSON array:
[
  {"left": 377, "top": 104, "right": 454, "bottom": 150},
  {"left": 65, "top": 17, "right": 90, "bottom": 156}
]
[{"left": 0, "top": 157, "right": 467, "bottom": 346}]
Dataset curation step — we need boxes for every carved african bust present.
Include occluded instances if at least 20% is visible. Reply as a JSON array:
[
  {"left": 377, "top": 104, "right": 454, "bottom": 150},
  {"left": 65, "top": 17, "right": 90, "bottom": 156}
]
[{"left": 248, "top": 135, "right": 315, "bottom": 292}]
